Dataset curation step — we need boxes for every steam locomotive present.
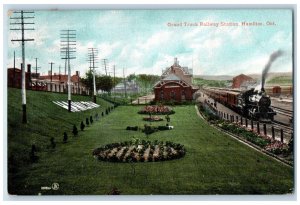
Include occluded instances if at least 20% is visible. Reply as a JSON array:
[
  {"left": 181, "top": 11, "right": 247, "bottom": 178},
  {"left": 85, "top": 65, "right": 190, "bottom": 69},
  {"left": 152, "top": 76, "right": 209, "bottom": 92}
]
[{"left": 202, "top": 87, "right": 276, "bottom": 122}]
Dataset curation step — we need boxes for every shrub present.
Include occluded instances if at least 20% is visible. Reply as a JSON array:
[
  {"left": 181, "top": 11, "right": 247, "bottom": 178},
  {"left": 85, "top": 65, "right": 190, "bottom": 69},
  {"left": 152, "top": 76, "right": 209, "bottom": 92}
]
[
  {"left": 90, "top": 116, "right": 93, "bottom": 124},
  {"left": 157, "top": 126, "right": 169, "bottom": 131},
  {"left": 126, "top": 126, "right": 138, "bottom": 131},
  {"left": 72, "top": 125, "right": 78, "bottom": 136},
  {"left": 86, "top": 118, "right": 90, "bottom": 126},
  {"left": 80, "top": 121, "right": 85, "bottom": 131}
]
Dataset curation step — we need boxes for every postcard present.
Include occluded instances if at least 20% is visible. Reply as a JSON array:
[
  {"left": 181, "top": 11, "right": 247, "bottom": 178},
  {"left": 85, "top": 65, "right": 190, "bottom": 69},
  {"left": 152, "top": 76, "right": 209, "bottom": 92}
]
[{"left": 6, "top": 8, "right": 294, "bottom": 196}]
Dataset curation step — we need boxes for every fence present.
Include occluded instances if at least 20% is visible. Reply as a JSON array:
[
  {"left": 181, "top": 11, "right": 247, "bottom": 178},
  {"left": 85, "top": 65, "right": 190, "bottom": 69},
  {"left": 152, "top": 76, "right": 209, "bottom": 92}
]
[{"left": 216, "top": 110, "right": 293, "bottom": 143}]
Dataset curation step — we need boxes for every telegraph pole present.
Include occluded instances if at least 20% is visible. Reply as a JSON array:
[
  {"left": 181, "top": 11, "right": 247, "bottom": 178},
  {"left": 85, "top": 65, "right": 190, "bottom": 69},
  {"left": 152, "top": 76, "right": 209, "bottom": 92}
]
[
  {"left": 123, "top": 67, "right": 127, "bottom": 98},
  {"left": 88, "top": 48, "right": 99, "bottom": 103},
  {"left": 10, "top": 10, "right": 35, "bottom": 123},
  {"left": 49, "top": 62, "right": 54, "bottom": 91},
  {"left": 102, "top": 58, "right": 108, "bottom": 76},
  {"left": 34, "top": 58, "right": 41, "bottom": 90},
  {"left": 113, "top": 65, "right": 116, "bottom": 94},
  {"left": 61, "top": 29, "right": 76, "bottom": 112},
  {"left": 58, "top": 65, "right": 61, "bottom": 92}
]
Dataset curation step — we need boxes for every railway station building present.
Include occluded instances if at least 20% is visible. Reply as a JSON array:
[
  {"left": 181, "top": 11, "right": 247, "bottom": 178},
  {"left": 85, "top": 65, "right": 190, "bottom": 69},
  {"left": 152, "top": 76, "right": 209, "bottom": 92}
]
[{"left": 153, "top": 58, "right": 198, "bottom": 102}]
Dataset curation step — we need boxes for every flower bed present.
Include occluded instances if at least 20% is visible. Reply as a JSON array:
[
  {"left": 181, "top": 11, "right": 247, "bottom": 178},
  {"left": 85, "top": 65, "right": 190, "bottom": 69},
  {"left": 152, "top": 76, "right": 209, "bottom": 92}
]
[
  {"left": 265, "top": 141, "right": 289, "bottom": 155},
  {"left": 197, "top": 103, "right": 292, "bottom": 157},
  {"left": 138, "top": 105, "right": 175, "bottom": 115},
  {"left": 93, "top": 140, "right": 186, "bottom": 163},
  {"left": 217, "top": 121, "right": 289, "bottom": 155},
  {"left": 143, "top": 116, "right": 163, "bottom": 122}
]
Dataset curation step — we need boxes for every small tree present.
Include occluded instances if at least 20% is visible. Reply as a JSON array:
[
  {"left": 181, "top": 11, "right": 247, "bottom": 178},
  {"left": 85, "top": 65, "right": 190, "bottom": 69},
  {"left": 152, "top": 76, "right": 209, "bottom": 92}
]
[
  {"left": 72, "top": 125, "right": 78, "bottom": 136},
  {"left": 90, "top": 116, "right": 93, "bottom": 124},
  {"left": 102, "top": 112, "right": 104, "bottom": 117},
  {"left": 80, "top": 121, "right": 85, "bottom": 131},
  {"left": 106, "top": 109, "right": 108, "bottom": 115},
  {"left": 86, "top": 117, "right": 90, "bottom": 126},
  {"left": 63, "top": 132, "right": 68, "bottom": 143}
]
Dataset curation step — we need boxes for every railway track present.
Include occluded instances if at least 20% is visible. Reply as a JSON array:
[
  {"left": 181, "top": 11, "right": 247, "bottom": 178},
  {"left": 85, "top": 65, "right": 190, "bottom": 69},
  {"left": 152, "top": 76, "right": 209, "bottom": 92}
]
[
  {"left": 271, "top": 121, "right": 293, "bottom": 134},
  {"left": 271, "top": 106, "right": 293, "bottom": 118}
]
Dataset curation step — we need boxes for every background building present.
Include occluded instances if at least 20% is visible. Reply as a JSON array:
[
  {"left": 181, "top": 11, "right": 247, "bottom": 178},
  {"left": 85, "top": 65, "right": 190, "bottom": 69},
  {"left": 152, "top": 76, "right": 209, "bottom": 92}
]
[
  {"left": 8, "top": 65, "right": 89, "bottom": 95},
  {"left": 232, "top": 74, "right": 257, "bottom": 89}
]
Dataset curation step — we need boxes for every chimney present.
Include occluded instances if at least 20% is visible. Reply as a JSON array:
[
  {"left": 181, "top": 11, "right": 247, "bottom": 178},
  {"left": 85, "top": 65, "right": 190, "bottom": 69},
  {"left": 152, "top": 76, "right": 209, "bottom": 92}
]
[
  {"left": 174, "top": 57, "right": 177, "bottom": 66},
  {"left": 76, "top": 71, "right": 80, "bottom": 76},
  {"left": 27, "top": 64, "right": 31, "bottom": 73}
]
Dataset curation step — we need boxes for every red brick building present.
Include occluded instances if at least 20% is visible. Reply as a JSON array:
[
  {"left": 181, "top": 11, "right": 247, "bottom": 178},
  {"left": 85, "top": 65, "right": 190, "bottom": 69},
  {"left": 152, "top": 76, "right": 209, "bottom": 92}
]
[
  {"left": 35, "top": 71, "right": 89, "bottom": 94},
  {"left": 7, "top": 64, "right": 32, "bottom": 89},
  {"left": 154, "top": 58, "right": 198, "bottom": 102},
  {"left": 232, "top": 74, "right": 256, "bottom": 89},
  {"left": 8, "top": 65, "right": 89, "bottom": 94}
]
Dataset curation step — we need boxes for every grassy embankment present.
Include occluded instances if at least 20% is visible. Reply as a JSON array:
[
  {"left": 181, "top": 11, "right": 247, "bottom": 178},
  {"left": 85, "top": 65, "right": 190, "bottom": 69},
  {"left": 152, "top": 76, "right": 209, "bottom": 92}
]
[{"left": 7, "top": 88, "right": 293, "bottom": 195}]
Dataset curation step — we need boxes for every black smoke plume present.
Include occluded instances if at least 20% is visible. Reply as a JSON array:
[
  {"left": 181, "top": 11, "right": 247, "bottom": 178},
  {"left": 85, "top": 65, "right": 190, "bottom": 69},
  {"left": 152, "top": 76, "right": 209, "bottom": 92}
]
[{"left": 261, "top": 50, "right": 283, "bottom": 91}]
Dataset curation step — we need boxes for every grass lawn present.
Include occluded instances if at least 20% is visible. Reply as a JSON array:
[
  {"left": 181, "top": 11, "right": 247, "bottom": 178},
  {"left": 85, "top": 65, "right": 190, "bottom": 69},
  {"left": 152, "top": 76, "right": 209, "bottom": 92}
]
[
  {"left": 267, "top": 76, "right": 292, "bottom": 85},
  {"left": 7, "top": 88, "right": 293, "bottom": 195}
]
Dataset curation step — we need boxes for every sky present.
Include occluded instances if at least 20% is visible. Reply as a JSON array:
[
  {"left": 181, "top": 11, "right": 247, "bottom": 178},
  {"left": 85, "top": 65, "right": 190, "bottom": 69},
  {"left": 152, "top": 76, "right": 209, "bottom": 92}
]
[{"left": 6, "top": 9, "right": 293, "bottom": 77}]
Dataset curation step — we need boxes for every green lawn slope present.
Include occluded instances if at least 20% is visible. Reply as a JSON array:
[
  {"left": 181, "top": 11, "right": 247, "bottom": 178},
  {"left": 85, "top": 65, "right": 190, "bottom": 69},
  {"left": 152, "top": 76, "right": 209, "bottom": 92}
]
[{"left": 7, "top": 88, "right": 293, "bottom": 195}]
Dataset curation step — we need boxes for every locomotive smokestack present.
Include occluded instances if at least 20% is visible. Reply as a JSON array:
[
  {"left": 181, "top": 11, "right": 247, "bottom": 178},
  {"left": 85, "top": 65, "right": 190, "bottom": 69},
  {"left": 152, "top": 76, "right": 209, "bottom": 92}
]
[{"left": 261, "top": 50, "right": 283, "bottom": 91}]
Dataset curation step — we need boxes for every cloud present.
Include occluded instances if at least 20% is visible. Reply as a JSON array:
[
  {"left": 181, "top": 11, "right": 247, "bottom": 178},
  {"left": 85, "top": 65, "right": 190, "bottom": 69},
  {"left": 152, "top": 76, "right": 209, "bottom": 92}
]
[
  {"left": 6, "top": 10, "right": 293, "bottom": 77},
  {"left": 139, "top": 31, "right": 171, "bottom": 50}
]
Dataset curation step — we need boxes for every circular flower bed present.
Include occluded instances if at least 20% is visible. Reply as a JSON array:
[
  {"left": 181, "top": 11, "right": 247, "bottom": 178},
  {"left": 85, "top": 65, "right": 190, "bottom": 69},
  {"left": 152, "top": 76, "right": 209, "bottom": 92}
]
[
  {"left": 93, "top": 140, "right": 185, "bottom": 163},
  {"left": 138, "top": 105, "right": 175, "bottom": 115},
  {"left": 143, "top": 116, "right": 163, "bottom": 122}
]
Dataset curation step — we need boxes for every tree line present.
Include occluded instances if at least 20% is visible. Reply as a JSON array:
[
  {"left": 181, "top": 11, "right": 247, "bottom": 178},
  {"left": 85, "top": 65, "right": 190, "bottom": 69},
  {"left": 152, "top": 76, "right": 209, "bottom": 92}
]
[{"left": 81, "top": 71, "right": 160, "bottom": 95}]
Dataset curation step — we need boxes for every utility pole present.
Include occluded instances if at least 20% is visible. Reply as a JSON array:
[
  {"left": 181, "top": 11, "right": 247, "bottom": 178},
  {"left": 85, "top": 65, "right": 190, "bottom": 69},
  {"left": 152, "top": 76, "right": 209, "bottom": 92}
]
[
  {"left": 123, "top": 67, "right": 127, "bottom": 98},
  {"left": 10, "top": 10, "right": 35, "bottom": 123},
  {"left": 34, "top": 58, "right": 41, "bottom": 90},
  {"left": 88, "top": 48, "right": 99, "bottom": 103},
  {"left": 102, "top": 58, "right": 108, "bottom": 76},
  {"left": 87, "top": 54, "right": 93, "bottom": 96},
  {"left": 58, "top": 65, "right": 61, "bottom": 92},
  {"left": 113, "top": 65, "right": 116, "bottom": 94},
  {"left": 49, "top": 62, "right": 54, "bottom": 91},
  {"left": 61, "top": 29, "right": 76, "bottom": 112}
]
